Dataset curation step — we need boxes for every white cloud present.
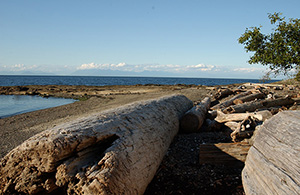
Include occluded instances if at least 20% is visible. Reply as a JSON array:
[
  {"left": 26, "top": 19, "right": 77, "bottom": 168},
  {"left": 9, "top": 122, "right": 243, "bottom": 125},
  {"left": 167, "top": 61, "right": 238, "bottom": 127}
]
[
  {"left": 77, "top": 62, "right": 128, "bottom": 70},
  {"left": 186, "top": 64, "right": 217, "bottom": 72},
  {"left": 0, "top": 64, "right": 39, "bottom": 72},
  {"left": 76, "top": 62, "right": 221, "bottom": 74},
  {"left": 233, "top": 67, "right": 265, "bottom": 73}
]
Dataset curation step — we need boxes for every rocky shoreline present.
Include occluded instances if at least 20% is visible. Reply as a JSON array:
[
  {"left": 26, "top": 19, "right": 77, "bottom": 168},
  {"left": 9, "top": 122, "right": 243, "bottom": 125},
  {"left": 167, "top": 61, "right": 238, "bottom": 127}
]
[{"left": 0, "top": 82, "right": 299, "bottom": 194}]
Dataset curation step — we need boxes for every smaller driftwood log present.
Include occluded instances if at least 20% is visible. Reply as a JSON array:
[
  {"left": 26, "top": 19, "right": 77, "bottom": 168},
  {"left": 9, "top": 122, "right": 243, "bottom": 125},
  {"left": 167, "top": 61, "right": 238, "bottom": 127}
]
[
  {"left": 233, "top": 92, "right": 266, "bottom": 105},
  {"left": 215, "top": 110, "right": 272, "bottom": 123},
  {"left": 214, "top": 88, "right": 234, "bottom": 100},
  {"left": 223, "top": 97, "right": 296, "bottom": 114},
  {"left": 211, "top": 91, "right": 252, "bottom": 110},
  {"left": 180, "top": 97, "right": 211, "bottom": 133}
]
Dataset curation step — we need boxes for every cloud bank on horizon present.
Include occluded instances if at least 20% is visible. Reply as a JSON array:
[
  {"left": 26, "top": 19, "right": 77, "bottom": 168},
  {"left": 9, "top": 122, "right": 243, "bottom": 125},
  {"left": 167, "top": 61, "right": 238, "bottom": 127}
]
[{"left": 0, "top": 62, "right": 269, "bottom": 79}]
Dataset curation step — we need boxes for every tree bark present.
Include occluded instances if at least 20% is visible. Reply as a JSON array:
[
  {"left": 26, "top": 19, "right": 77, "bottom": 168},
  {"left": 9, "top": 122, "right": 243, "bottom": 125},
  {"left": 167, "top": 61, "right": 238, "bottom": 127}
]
[
  {"left": 242, "top": 111, "right": 300, "bottom": 195},
  {"left": 0, "top": 95, "right": 193, "bottom": 195},
  {"left": 180, "top": 97, "right": 211, "bottom": 133}
]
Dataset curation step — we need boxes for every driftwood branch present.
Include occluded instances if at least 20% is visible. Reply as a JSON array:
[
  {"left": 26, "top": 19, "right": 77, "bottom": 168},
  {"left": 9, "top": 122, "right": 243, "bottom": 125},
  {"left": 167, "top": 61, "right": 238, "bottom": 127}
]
[
  {"left": 233, "top": 92, "right": 266, "bottom": 105},
  {"left": 223, "top": 97, "right": 296, "bottom": 114},
  {"left": 215, "top": 110, "right": 272, "bottom": 123},
  {"left": 0, "top": 95, "right": 193, "bottom": 195},
  {"left": 214, "top": 88, "right": 234, "bottom": 100},
  {"left": 211, "top": 91, "right": 252, "bottom": 110}
]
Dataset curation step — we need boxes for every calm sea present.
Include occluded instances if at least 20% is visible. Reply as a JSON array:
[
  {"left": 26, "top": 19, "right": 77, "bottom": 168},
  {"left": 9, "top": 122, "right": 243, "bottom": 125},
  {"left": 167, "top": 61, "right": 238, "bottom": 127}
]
[
  {"left": 0, "top": 75, "right": 279, "bottom": 86},
  {"left": 0, "top": 75, "right": 280, "bottom": 118},
  {"left": 0, "top": 95, "right": 76, "bottom": 118}
]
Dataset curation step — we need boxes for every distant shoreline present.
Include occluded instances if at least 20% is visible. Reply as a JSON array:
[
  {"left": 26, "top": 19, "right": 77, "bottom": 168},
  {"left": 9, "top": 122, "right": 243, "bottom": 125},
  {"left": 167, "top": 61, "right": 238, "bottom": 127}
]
[{"left": 0, "top": 75, "right": 280, "bottom": 87}]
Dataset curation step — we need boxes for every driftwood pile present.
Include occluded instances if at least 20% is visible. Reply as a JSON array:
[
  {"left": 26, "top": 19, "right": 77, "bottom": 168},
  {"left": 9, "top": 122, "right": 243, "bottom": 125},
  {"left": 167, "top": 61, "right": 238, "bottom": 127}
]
[
  {"left": 211, "top": 83, "right": 300, "bottom": 143},
  {"left": 0, "top": 95, "right": 193, "bottom": 195},
  {"left": 180, "top": 83, "right": 300, "bottom": 166}
]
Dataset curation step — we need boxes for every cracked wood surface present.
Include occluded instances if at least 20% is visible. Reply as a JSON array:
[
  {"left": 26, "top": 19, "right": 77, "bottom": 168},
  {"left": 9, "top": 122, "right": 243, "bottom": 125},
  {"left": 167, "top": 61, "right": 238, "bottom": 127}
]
[
  {"left": 242, "top": 111, "right": 300, "bottom": 195},
  {"left": 0, "top": 95, "right": 193, "bottom": 195}
]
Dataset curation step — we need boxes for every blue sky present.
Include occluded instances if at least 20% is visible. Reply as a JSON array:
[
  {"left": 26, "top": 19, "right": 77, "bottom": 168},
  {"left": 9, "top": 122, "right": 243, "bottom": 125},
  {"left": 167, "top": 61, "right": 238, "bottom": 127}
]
[{"left": 1, "top": 0, "right": 299, "bottom": 79}]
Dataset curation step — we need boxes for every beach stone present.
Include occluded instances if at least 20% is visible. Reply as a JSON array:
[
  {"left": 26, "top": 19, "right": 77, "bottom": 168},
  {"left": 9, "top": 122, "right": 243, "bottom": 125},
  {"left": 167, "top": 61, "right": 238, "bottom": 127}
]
[{"left": 0, "top": 94, "right": 193, "bottom": 195}]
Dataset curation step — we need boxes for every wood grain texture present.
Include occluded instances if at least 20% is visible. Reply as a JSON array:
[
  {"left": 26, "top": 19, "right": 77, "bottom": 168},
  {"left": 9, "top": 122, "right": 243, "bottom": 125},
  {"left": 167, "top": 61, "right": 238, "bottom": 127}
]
[
  {"left": 242, "top": 111, "right": 300, "bottom": 195},
  {"left": 180, "top": 97, "right": 211, "bottom": 133},
  {"left": 0, "top": 95, "right": 193, "bottom": 195},
  {"left": 199, "top": 142, "right": 251, "bottom": 166}
]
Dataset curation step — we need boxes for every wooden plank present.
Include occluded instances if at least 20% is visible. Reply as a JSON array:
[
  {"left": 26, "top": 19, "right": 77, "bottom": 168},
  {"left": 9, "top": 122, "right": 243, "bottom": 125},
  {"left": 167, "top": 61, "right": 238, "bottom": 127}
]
[{"left": 199, "top": 142, "right": 251, "bottom": 166}]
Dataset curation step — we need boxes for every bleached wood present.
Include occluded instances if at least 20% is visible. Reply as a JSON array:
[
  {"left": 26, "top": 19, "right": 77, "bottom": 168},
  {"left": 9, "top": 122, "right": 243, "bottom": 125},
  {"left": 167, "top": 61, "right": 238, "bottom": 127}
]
[
  {"left": 242, "top": 111, "right": 300, "bottom": 195},
  {"left": 180, "top": 97, "right": 211, "bottom": 133},
  {"left": 211, "top": 91, "right": 252, "bottom": 110},
  {"left": 233, "top": 92, "right": 266, "bottom": 105},
  {"left": 223, "top": 97, "right": 295, "bottom": 114},
  {"left": 0, "top": 95, "right": 193, "bottom": 195},
  {"left": 215, "top": 110, "right": 272, "bottom": 123},
  {"left": 199, "top": 142, "right": 251, "bottom": 166}
]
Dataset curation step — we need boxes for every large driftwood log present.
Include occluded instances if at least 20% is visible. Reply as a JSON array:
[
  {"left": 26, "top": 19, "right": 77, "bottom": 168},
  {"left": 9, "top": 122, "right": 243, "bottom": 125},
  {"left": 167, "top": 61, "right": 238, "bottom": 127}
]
[
  {"left": 199, "top": 142, "right": 251, "bottom": 166},
  {"left": 211, "top": 91, "right": 252, "bottom": 110},
  {"left": 180, "top": 97, "right": 211, "bottom": 133},
  {"left": 223, "top": 97, "right": 295, "bottom": 114},
  {"left": 242, "top": 111, "right": 300, "bottom": 194},
  {"left": 0, "top": 95, "right": 193, "bottom": 195}
]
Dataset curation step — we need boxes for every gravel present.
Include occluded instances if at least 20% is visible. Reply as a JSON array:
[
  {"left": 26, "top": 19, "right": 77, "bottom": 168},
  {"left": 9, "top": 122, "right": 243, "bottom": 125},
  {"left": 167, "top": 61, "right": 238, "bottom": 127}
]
[{"left": 144, "top": 132, "right": 245, "bottom": 195}]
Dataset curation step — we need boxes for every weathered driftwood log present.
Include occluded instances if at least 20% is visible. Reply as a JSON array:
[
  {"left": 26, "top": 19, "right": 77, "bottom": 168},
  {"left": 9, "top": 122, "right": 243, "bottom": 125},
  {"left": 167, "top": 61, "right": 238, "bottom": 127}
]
[
  {"left": 215, "top": 110, "right": 272, "bottom": 123},
  {"left": 223, "top": 97, "right": 295, "bottom": 114},
  {"left": 242, "top": 111, "right": 300, "bottom": 195},
  {"left": 211, "top": 91, "right": 252, "bottom": 110},
  {"left": 214, "top": 88, "right": 234, "bottom": 100},
  {"left": 199, "top": 142, "right": 251, "bottom": 166},
  {"left": 233, "top": 92, "right": 266, "bottom": 105},
  {"left": 180, "top": 97, "right": 211, "bottom": 133},
  {"left": 0, "top": 95, "right": 193, "bottom": 195}
]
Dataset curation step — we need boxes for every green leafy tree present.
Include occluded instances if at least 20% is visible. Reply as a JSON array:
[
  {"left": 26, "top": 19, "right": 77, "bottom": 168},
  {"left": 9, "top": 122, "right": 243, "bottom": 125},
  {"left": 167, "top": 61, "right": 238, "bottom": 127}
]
[{"left": 238, "top": 13, "right": 300, "bottom": 80}]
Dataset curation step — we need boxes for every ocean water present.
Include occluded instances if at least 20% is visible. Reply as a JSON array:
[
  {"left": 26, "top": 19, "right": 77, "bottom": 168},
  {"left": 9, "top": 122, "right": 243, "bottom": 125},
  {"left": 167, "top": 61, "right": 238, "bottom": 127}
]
[
  {"left": 0, "top": 95, "right": 77, "bottom": 118},
  {"left": 0, "top": 75, "right": 280, "bottom": 118},
  {"left": 0, "top": 75, "right": 279, "bottom": 86}
]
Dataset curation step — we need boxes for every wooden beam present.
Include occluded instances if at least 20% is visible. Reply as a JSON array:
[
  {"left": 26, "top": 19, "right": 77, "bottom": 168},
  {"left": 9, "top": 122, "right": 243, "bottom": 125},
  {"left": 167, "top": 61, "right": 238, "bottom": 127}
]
[{"left": 199, "top": 142, "right": 251, "bottom": 166}]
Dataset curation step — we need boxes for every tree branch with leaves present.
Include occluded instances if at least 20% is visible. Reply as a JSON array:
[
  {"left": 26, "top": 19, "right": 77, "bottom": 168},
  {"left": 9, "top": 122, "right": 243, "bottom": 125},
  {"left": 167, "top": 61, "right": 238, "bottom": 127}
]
[{"left": 239, "top": 13, "right": 300, "bottom": 80}]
